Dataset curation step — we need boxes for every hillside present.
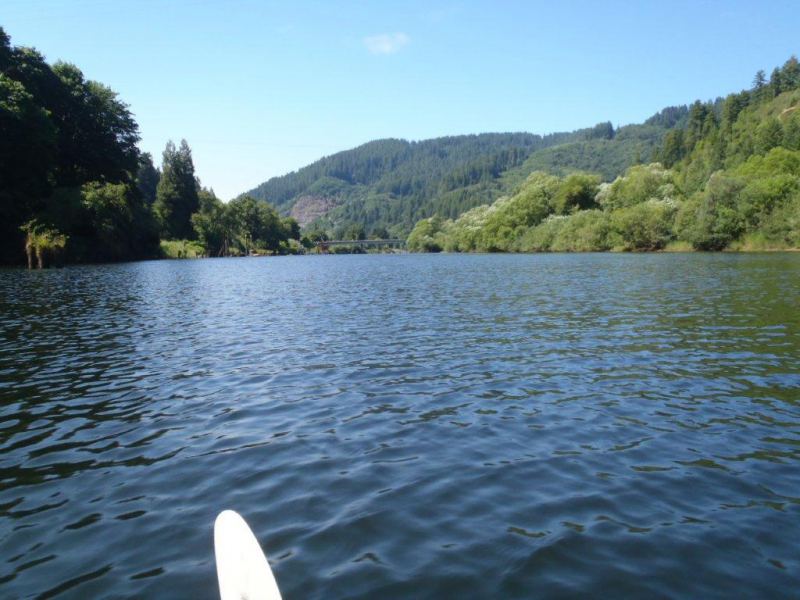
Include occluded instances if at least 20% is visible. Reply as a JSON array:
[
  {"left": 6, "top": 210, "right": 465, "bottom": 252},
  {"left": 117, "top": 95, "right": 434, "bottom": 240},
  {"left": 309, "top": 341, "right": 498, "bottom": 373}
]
[
  {"left": 245, "top": 117, "right": 681, "bottom": 237},
  {"left": 407, "top": 56, "right": 800, "bottom": 253}
]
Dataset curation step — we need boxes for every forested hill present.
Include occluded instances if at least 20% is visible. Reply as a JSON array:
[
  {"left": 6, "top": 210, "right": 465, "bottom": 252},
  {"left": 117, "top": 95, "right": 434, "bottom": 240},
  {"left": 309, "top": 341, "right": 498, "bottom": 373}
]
[
  {"left": 406, "top": 56, "right": 800, "bottom": 254},
  {"left": 245, "top": 115, "right": 683, "bottom": 237}
]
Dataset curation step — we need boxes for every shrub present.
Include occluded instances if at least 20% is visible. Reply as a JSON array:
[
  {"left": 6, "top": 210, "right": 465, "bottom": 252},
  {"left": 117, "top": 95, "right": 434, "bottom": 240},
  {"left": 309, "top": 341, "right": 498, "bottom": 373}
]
[
  {"left": 678, "top": 173, "right": 744, "bottom": 250},
  {"left": 597, "top": 163, "right": 677, "bottom": 210},
  {"left": 552, "top": 209, "right": 613, "bottom": 251},
  {"left": 553, "top": 173, "right": 602, "bottom": 214},
  {"left": 160, "top": 239, "right": 205, "bottom": 258},
  {"left": 611, "top": 199, "right": 676, "bottom": 250}
]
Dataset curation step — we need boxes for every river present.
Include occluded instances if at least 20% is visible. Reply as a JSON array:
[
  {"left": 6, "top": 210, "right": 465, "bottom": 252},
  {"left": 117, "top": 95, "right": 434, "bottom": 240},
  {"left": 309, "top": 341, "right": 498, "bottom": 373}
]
[{"left": 1, "top": 253, "right": 799, "bottom": 598}]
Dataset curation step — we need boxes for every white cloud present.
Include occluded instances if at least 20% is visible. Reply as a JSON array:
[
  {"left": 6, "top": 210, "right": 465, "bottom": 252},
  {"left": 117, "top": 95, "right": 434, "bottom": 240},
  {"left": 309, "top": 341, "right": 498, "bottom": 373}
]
[{"left": 363, "top": 32, "right": 410, "bottom": 55}]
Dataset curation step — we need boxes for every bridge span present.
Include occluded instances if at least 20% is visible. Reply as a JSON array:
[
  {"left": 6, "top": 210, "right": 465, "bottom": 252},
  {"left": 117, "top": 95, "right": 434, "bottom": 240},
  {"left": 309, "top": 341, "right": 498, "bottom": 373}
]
[{"left": 316, "top": 239, "right": 406, "bottom": 252}]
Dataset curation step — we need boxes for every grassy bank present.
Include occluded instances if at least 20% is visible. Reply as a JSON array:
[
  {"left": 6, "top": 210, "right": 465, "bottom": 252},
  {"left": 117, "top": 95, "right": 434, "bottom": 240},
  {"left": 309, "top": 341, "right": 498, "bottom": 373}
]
[{"left": 160, "top": 240, "right": 206, "bottom": 259}]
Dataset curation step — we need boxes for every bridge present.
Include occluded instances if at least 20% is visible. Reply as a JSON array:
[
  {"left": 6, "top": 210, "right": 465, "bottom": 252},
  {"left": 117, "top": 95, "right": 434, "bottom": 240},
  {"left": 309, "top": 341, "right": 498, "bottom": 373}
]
[{"left": 316, "top": 238, "right": 406, "bottom": 252}]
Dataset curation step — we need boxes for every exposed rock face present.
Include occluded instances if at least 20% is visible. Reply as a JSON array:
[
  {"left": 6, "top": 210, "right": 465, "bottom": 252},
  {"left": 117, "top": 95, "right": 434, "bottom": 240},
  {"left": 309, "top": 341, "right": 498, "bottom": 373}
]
[{"left": 289, "top": 195, "right": 339, "bottom": 227}]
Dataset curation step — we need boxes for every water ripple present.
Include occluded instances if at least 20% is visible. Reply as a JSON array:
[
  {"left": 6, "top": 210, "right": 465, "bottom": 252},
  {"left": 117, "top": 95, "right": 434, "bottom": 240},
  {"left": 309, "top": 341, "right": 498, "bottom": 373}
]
[{"left": 1, "top": 254, "right": 799, "bottom": 597}]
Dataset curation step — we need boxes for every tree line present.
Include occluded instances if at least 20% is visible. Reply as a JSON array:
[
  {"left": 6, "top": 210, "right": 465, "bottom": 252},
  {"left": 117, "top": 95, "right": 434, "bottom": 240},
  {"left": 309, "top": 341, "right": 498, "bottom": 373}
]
[
  {"left": 407, "top": 56, "right": 800, "bottom": 254},
  {"left": 244, "top": 128, "right": 650, "bottom": 238},
  {"left": 0, "top": 26, "right": 296, "bottom": 267},
  {"left": 146, "top": 140, "right": 301, "bottom": 258}
]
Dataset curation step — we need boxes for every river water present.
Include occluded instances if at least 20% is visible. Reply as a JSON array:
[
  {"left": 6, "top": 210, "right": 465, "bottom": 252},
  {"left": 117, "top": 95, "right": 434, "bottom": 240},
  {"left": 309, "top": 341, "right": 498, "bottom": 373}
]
[{"left": 1, "top": 253, "right": 799, "bottom": 598}]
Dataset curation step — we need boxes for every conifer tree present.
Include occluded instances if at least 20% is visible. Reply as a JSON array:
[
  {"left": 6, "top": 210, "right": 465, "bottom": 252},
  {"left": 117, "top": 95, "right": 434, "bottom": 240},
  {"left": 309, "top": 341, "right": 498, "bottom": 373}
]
[
  {"left": 769, "top": 67, "right": 783, "bottom": 97},
  {"left": 153, "top": 140, "right": 199, "bottom": 239}
]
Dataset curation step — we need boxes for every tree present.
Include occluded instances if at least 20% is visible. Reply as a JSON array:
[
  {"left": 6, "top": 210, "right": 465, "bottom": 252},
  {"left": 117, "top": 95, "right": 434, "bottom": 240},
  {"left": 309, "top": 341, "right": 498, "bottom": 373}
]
[
  {"left": 0, "top": 76, "right": 57, "bottom": 261},
  {"left": 660, "top": 129, "right": 684, "bottom": 168},
  {"left": 781, "top": 56, "right": 800, "bottom": 90},
  {"left": 0, "top": 27, "right": 12, "bottom": 71},
  {"left": 597, "top": 163, "right": 676, "bottom": 211},
  {"left": 721, "top": 92, "right": 748, "bottom": 132},
  {"left": 770, "top": 67, "right": 784, "bottom": 97},
  {"left": 586, "top": 121, "right": 614, "bottom": 140},
  {"left": 553, "top": 173, "right": 601, "bottom": 214},
  {"left": 756, "top": 118, "right": 783, "bottom": 155},
  {"left": 680, "top": 174, "right": 744, "bottom": 250},
  {"left": 281, "top": 217, "right": 301, "bottom": 240},
  {"left": 343, "top": 222, "right": 366, "bottom": 241},
  {"left": 0, "top": 26, "right": 157, "bottom": 264},
  {"left": 136, "top": 153, "right": 160, "bottom": 207},
  {"left": 192, "top": 190, "right": 230, "bottom": 256},
  {"left": 20, "top": 220, "right": 67, "bottom": 269},
  {"left": 154, "top": 140, "right": 199, "bottom": 240},
  {"left": 50, "top": 62, "right": 140, "bottom": 186},
  {"left": 371, "top": 226, "right": 390, "bottom": 239},
  {"left": 80, "top": 181, "right": 158, "bottom": 261},
  {"left": 752, "top": 69, "right": 767, "bottom": 94},
  {"left": 407, "top": 216, "right": 445, "bottom": 252},
  {"left": 611, "top": 200, "right": 675, "bottom": 251},
  {"left": 784, "top": 114, "right": 800, "bottom": 151},
  {"left": 223, "top": 196, "right": 288, "bottom": 254}
]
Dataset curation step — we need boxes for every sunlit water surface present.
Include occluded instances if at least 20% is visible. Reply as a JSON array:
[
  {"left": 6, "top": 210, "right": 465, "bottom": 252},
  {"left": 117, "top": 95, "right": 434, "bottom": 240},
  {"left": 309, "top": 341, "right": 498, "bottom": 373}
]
[{"left": 1, "top": 253, "right": 799, "bottom": 598}]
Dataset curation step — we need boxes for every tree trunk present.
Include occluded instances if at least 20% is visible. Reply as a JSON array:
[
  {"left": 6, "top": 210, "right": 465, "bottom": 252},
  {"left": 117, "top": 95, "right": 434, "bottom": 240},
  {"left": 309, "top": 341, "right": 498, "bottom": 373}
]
[
  {"left": 26, "top": 243, "right": 33, "bottom": 269},
  {"left": 36, "top": 246, "right": 44, "bottom": 269}
]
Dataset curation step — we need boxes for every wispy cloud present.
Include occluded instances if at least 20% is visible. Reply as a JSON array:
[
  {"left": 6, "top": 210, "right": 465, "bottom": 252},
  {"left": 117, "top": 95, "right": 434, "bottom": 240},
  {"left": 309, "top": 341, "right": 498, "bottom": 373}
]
[{"left": 363, "top": 32, "right": 410, "bottom": 55}]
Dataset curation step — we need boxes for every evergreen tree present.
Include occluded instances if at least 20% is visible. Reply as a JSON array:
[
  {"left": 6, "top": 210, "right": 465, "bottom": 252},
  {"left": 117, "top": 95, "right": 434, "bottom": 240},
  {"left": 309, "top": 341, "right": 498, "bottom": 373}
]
[
  {"left": 769, "top": 67, "right": 784, "bottom": 97},
  {"left": 781, "top": 56, "right": 799, "bottom": 88},
  {"left": 154, "top": 140, "right": 199, "bottom": 240},
  {"left": 752, "top": 70, "right": 766, "bottom": 92},
  {"left": 659, "top": 129, "right": 684, "bottom": 167},
  {"left": 756, "top": 118, "right": 783, "bottom": 154},
  {"left": 784, "top": 114, "right": 800, "bottom": 151}
]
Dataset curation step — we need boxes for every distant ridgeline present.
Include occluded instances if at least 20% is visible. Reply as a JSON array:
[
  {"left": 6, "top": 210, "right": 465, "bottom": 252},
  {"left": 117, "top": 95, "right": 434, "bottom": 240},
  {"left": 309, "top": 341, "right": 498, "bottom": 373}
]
[
  {"left": 405, "top": 57, "right": 800, "bottom": 252},
  {"left": 245, "top": 119, "right": 677, "bottom": 237},
  {"left": 246, "top": 58, "right": 800, "bottom": 251}
]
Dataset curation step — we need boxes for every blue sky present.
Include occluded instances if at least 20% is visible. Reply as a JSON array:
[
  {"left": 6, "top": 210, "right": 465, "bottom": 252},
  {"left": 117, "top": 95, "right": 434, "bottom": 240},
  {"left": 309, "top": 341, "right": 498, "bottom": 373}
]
[{"left": 3, "top": 0, "right": 800, "bottom": 199}]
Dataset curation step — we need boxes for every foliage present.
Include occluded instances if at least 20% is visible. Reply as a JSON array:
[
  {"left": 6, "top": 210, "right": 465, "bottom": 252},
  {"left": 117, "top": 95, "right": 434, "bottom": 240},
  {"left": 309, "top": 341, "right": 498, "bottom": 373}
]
[
  {"left": 5, "top": 21, "right": 800, "bottom": 261},
  {"left": 0, "top": 26, "right": 159, "bottom": 265},
  {"left": 407, "top": 216, "right": 446, "bottom": 252},
  {"left": 20, "top": 220, "right": 67, "bottom": 268},
  {"left": 154, "top": 140, "right": 199, "bottom": 240},
  {"left": 478, "top": 173, "right": 560, "bottom": 251},
  {"left": 610, "top": 200, "right": 676, "bottom": 250},
  {"left": 80, "top": 181, "right": 159, "bottom": 261},
  {"left": 190, "top": 191, "right": 295, "bottom": 256},
  {"left": 517, "top": 211, "right": 613, "bottom": 252},
  {"left": 245, "top": 116, "right": 678, "bottom": 237},
  {"left": 596, "top": 163, "right": 678, "bottom": 210},
  {"left": 136, "top": 153, "right": 160, "bottom": 207},
  {"left": 407, "top": 55, "right": 800, "bottom": 254},
  {"left": 554, "top": 173, "right": 601, "bottom": 214},
  {"left": 160, "top": 239, "right": 206, "bottom": 259}
]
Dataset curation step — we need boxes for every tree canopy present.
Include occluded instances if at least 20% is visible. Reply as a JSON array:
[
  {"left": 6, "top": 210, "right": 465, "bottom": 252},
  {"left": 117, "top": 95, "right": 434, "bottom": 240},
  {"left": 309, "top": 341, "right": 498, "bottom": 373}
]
[
  {"left": 154, "top": 140, "right": 199, "bottom": 240},
  {"left": 0, "top": 26, "right": 157, "bottom": 264}
]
